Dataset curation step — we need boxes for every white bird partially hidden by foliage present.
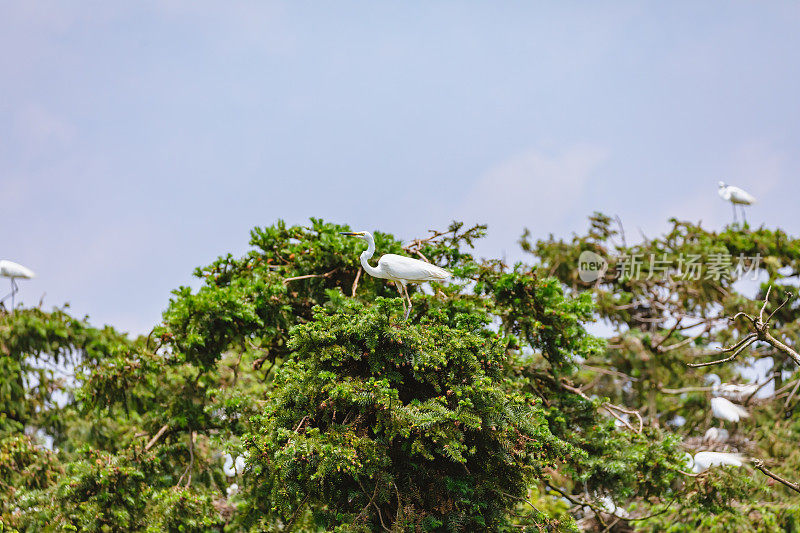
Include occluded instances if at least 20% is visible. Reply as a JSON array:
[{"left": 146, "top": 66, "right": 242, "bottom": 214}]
[
  {"left": 596, "top": 494, "right": 629, "bottom": 518},
  {"left": 340, "top": 231, "right": 452, "bottom": 320},
  {"left": 0, "top": 260, "right": 36, "bottom": 309},
  {"left": 703, "top": 427, "right": 730, "bottom": 442},
  {"left": 711, "top": 396, "right": 750, "bottom": 423},
  {"left": 716, "top": 382, "right": 759, "bottom": 400},
  {"left": 687, "top": 451, "right": 745, "bottom": 473},
  {"left": 718, "top": 181, "right": 756, "bottom": 224},
  {"left": 222, "top": 453, "right": 247, "bottom": 477}
]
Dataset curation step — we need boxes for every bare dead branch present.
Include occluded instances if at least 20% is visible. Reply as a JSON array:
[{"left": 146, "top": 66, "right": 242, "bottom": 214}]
[
  {"left": 687, "top": 334, "right": 757, "bottom": 368},
  {"left": 767, "top": 293, "right": 793, "bottom": 323},
  {"left": 762, "top": 329, "right": 800, "bottom": 367},
  {"left": 753, "top": 460, "right": 800, "bottom": 494},
  {"left": 562, "top": 380, "right": 642, "bottom": 433},
  {"left": 351, "top": 267, "right": 362, "bottom": 297},
  {"left": 653, "top": 317, "right": 683, "bottom": 351},
  {"left": 759, "top": 286, "right": 772, "bottom": 324},
  {"left": 603, "top": 402, "right": 644, "bottom": 433},
  {"left": 744, "top": 373, "right": 778, "bottom": 406},
  {"left": 144, "top": 423, "right": 169, "bottom": 451},
  {"left": 177, "top": 431, "right": 196, "bottom": 487},
  {"left": 658, "top": 326, "right": 710, "bottom": 353},
  {"left": 282, "top": 268, "right": 338, "bottom": 285},
  {"left": 783, "top": 379, "right": 800, "bottom": 410}
]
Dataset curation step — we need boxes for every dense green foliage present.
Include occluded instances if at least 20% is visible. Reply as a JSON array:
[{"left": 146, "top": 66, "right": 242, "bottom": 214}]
[{"left": 1, "top": 216, "right": 798, "bottom": 531}]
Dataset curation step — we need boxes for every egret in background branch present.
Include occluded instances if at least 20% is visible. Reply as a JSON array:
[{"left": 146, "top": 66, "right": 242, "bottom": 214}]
[
  {"left": 0, "top": 260, "right": 35, "bottom": 310},
  {"left": 711, "top": 396, "right": 750, "bottom": 423},
  {"left": 706, "top": 374, "right": 761, "bottom": 401},
  {"left": 686, "top": 451, "right": 745, "bottom": 473},
  {"left": 718, "top": 181, "right": 756, "bottom": 224},
  {"left": 340, "top": 231, "right": 451, "bottom": 320},
  {"left": 703, "top": 427, "right": 729, "bottom": 443},
  {"left": 222, "top": 453, "right": 246, "bottom": 477}
]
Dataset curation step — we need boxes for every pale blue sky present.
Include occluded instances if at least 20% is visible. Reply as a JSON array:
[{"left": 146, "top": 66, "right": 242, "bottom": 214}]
[{"left": 2, "top": 2, "right": 799, "bottom": 334}]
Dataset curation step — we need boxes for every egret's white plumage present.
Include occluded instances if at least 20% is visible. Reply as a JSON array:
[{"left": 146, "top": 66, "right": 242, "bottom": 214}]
[
  {"left": 703, "top": 427, "right": 729, "bottom": 442},
  {"left": 711, "top": 396, "right": 750, "bottom": 423},
  {"left": 222, "top": 453, "right": 246, "bottom": 477},
  {"left": 689, "top": 451, "right": 745, "bottom": 473},
  {"left": 718, "top": 181, "right": 756, "bottom": 223},
  {"left": 222, "top": 454, "right": 236, "bottom": 477},
  {"left": 597, "top": 494, "right": 629, "bottom": 518},
  {"left": 715, "top": 382, "right": 759, "bottom": 400},
  {"left": 0, "top": 260, "right": 35, "bottom": 309},
  {"left": 235, "top": 454, "right": 246, "bottom": 473},
  {"left": 341, "top": 231, "right": 451, "bottom": 320},
  {"left": 0, "top": 260, "right": 35, "bottom": 280}
]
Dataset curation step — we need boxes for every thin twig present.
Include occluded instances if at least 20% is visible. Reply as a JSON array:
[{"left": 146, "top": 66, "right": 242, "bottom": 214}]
[
  {"left": 658, "top": 326, "right": 710, "bottom": 353},
  {"left": 177, "top": 431, "right": 196, "bottom": 487},
  {"left": 687, "top": 334, "right": 757, "bottom": 368},
  {"left": 744, "top": 373, "right": 778, "bottom": 406},
  {"left": 766, "top": 293, "right": 793, "bottom": 323},
  {"left": 562, "top": 381, "right": 642, "bottom": 433},
  {"left": 783, "top": 379, "right": 800, "bottom": 410},
  {"left": 498, "top": 490, "right": 542, "bottom": 514},
  {"left": 285, "top": 494, "right": 310, "bottom": 530},
  {"left": 653, "top": 317, "right": 683, "bottom": 351},
  {"left": 759, "top": 286, "right": 772, "bottom": 324},
  {"left": 351, "top": 267, "right": 362, "bottom": 297},
  {"left": 144, "top": 424, "right": 169, "bottom": 451},
  {"left": 293, "top": 416, "right": 309, "bottom": 433},
  {"left": 603, "top": 402, "right": 644, "bottom": 433},
  {"left": 282, "top": 268, "right": 338, "bottom": 285}
]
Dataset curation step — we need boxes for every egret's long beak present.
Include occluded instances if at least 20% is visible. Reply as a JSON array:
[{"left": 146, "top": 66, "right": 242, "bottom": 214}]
[{"left": 339, "top": 232, "right": 361, "bottom": 236}]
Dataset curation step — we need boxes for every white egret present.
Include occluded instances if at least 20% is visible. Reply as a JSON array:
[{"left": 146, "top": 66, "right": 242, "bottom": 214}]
[
  {"left": 703, "top": 427, "right": 729, "bottom": 442},
  {"left": 706, "top": 374, "right": 761, "bottom": 401},
  {"left": 711, "top": 396, "right": 749, "bottom": 423},
  {"left": 226, "top": 483, "right": 239, "bottom": 498},
  {"left": 718, "top": 181, "right": 756, "bottom": 224},
  {"left": 340, "top": 231, "right": 452, "bottom": 320},
  {"left": 0, "top": 260, "right": 36, "bottom": 309},
  {"left": 716, "top": 383, "right": 759, "bottom": 400},
  {"left": 596, "top": 494, "right": 628, "bottom": 518},
  {"left": 687, "top": 451, "right": 745, "bottom": 473},
  {"left": 222, "top": 453, "right": 246, "bottom": 477}
]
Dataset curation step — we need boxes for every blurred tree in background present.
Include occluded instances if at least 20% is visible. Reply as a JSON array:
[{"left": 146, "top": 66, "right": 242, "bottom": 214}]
[{"left": 1, "top": 216, "right": 798, "bottom": 531}]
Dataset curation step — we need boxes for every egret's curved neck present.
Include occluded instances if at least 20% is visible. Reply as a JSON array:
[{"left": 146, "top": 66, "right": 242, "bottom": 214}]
[{"left": 359, "top": 232, "right": 384, "bottom": 278}]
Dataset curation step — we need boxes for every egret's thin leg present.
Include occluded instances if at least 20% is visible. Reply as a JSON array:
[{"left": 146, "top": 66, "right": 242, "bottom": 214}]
[
  {"left": 11, "top": 279, "right": 17, "bottom": 310},
  {"left": 402, "top": 283, "right": 412, "bottom": 321},
  {"left": 395, "top": 281, "right": 406, "bottom": 315},
  {"left": 732, "top": 202, "right": 737, "bottom": 224},
  {"left": 741, "top": 206, "right": 747, "bottom": 225}
]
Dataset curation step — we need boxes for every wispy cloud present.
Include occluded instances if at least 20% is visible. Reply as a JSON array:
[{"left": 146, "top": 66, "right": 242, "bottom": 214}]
[{"left": 456, "top": 145, "right": 608, "bottom": 253}]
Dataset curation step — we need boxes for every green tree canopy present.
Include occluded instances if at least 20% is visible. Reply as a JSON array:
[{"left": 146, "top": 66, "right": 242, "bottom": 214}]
[{"left": 1, "top": 216, "right": 799, "bottom": 532}]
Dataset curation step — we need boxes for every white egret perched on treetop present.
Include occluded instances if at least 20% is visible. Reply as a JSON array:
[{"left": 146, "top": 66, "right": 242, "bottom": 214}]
[
  {"left": 718, "top": 181, "right": 756, "bottom": 224},
  {"left": 0, "top": 260, "right": 35, "bottom": 309},
  {"left": 340, "top": 231, "right": 451, "bottom": 320}
]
